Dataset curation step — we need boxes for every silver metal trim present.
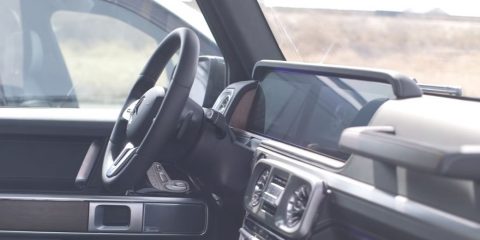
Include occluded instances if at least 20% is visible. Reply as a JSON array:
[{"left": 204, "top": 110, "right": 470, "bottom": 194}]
[
  {"left": 262, "top": 182, "right": 284, "bottom": 206},
  {"left": 248, "top": 158, "right": 325, "bottom": 238},
  {"left": 257, "top": 147, "right": 480, "bottom": 240},
  {"left": 113, "top": 143, "right": 135, "bottom": 166},
  {"left": 107, "top": 146, "right": 136, "bottom": 177},
  {"left": 241, "top": 219, "right": 286, "bottom": 240},
  {"left": 0, "top": 193, "right": 204, "bottom": 203},
  {"left": 239, "top": 228, "right": 257, "bottom": 240},
  {"left": 0, "top": 230, "right": 204, "bottom": 237},
  {"left": 418, "top": 83, "right": 462, "bottom": 96},
  {"left": 261, "top": 139, "right": 345, "bottom": 169},
  {"left": 234, "top": 128, "right": 345, "bottom": 169}
]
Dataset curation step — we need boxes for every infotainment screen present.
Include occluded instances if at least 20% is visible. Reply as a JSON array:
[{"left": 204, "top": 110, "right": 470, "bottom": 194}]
[{"left": 247, "top": 63, "right": 395, "bottom": 160}]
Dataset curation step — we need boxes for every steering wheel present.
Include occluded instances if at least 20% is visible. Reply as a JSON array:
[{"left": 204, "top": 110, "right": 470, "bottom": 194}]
[{"left": 102, "top": 28, "right": 200, "bottom": 192}]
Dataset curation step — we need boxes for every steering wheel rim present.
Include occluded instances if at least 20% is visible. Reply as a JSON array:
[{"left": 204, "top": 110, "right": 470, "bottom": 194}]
[{"left": 102, "top": 28, "right": 200, "bottom": 192}]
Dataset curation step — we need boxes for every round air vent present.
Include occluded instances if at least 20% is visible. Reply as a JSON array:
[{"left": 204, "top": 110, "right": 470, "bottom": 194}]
[
  {"left": 286, "top": 185, "right": 310, "bottom": 227},
  {"left": 250, "top": 168, "right": 270, "bottom": 207}
]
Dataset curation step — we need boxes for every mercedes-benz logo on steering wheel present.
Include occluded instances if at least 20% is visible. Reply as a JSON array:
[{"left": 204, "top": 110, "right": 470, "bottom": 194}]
[{"left": 129, "top": 96, "right": 145, "bottom": 123}]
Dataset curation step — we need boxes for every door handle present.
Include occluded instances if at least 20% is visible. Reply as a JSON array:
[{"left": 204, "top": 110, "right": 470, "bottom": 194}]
[{"left": 75, "top": 140, "right": 103, "bottom": 189}]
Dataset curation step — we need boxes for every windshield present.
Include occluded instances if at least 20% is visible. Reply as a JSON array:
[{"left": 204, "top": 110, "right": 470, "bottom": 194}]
[{"left": 258, "top": 0, "right": 480, "bottom": 98}]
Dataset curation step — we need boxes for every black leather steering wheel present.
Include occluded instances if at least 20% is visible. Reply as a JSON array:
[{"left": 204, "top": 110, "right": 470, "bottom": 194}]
[{"left": 102, "top": 28, "right": 199, "bottom": 192}]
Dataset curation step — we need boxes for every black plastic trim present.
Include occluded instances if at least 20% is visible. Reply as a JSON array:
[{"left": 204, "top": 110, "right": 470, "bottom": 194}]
[
  {"left": 253, "top": 60, "right": 423, "bottom": 99},
  {"left": 339, "top": 126, "right": 480, "bottom": 180}
]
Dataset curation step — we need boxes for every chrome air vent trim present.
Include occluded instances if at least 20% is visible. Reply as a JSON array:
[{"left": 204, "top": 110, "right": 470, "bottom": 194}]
[
  {"left": 256, "top": 147, "right": 480, "bottom": 240},
  {"left": 245, "top": 157, "right": 326, "bottom": 239},
  {"left": 285, "top": 184, "right": 310, "bottom": 227},
  {"left": 251, "top": 168, "right": 271, "bottom": 207}
]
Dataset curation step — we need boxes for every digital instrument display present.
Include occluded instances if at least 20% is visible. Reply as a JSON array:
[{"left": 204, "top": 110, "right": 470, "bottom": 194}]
[{"left": 247, "top": 66, "right": 394, "bottom": 160}]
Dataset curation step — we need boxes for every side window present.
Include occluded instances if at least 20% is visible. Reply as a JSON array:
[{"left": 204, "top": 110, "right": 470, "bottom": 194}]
[
  {"left": 0, "top": 1, "right": 24, "bottom": 104},
  {"left": 0, "top": 0, "right": 222, "bottom": 108},
  {"left": 51, "top": 11, "right": 164, "bottom": 107}
]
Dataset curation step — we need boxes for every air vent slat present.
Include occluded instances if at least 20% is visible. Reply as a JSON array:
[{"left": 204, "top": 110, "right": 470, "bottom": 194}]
[
  {"left": 286, "top": 185, "right": 310, "bottom": 227},
  {"left": 262, "top": 202, "right": 277, "bottom": 215},
  {"left": 271, "top": 175, "right": 288, "bottom": 187},
  {"left": 250, "top": 168, "right": 270, "bottom": 207}
]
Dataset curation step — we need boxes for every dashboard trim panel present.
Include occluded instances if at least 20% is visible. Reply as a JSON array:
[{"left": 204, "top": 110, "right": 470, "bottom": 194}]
[
  {"left": 261, "top": 140, "right": 345, "bottom": 169},
  {"left": 252, "top": 146, "right": 480, "bottom": 240},
  {"left": 245, "top": 158, "right": 326, "bottom": 239},
  {"left": 234, "top": 129, "right": 346, "bottom": 169}
]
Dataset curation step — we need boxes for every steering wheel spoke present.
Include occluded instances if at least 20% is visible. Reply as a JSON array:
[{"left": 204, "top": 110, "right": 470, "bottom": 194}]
[
  {"left": 107, "top": 142, "right": 137, "bottom": 177},
  {"left": 113, "top": 142, "right": 136, "bottom": 165},
  {"left": 121, "top": 100, "right": 140, "bottom": 122}
]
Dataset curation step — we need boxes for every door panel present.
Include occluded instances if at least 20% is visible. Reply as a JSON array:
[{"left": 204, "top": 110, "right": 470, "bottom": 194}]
[
  {"left": 0, "top": 108, "right": 116, "bottom": 191},
  {"left": 0, "top": 194, "right": 211, "bottom": 239},
  {"left": 0, "top": 135, "right": 91, "bottom": 190},
  {"left": 0, "top": 108, "right": 215, "bottom": 240}
]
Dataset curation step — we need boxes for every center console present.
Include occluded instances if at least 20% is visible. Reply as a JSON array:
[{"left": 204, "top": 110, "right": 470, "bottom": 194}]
[{"left": 240, "top": 151, "right": 327, "bottom": 240}]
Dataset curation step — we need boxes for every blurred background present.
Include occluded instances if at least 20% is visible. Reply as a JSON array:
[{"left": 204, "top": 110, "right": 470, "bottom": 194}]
[{"left": 259, "top": 0, "right": 480, "bottom": 98}]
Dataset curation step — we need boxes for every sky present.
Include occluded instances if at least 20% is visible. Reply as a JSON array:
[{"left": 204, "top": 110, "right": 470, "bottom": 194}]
[{"left": 261, "top": 0, "right": 480, "bottom": 17}]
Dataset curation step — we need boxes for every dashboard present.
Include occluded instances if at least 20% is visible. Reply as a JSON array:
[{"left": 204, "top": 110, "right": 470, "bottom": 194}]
[
  {"left": 242, "top": 150, "right": 326, "bottom": 240},
  {"left": 210, "top": 60, "right": 406, "bottom": 240},
  {"left": 246, "top": 68, "right": 394, "bottom": 161},
  {"left": 205, "top": 60, "right": 480, "bottom": 240}
]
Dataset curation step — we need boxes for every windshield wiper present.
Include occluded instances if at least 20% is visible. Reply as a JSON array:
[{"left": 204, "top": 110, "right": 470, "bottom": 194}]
[{"left": 417, "top": 84, "right": 462, "bottom": 97}]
